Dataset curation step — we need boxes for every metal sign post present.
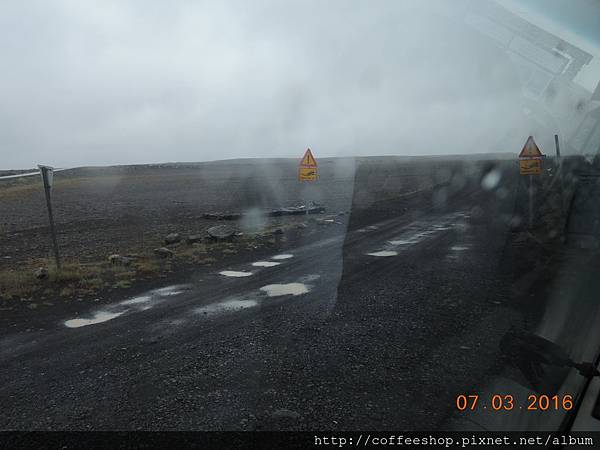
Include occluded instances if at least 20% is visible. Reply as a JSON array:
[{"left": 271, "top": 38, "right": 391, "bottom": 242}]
[
  {"left": 38, "top": 165, "right": 61, "bottom": 270},
  {"left": 554, "top": 134, "right": 566, "bottom": 215},
  {"left": 298, "top": 148, "right": 318, "bottom": 214},
  {"left": 529, "top": 175, "right": 534, "bottom": 228},
  {"left": 518, "top": 136, "right": 544, "bottom": 229}
]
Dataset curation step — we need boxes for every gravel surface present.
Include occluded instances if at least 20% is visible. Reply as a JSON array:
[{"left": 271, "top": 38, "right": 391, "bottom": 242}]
[{"left": 2, "top": 156, "right": 595, "bottom": 432}]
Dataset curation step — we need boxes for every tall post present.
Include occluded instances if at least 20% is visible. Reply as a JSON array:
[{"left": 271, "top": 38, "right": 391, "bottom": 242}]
[
  {"left": 554, "top": 134, "right": 565, "bottom": 215},
  {"left": 38, "top": 165, "right": 61, "bottom": 270},
  {"left": 529, "top": 174, "right": 534, "bottom": 229}
]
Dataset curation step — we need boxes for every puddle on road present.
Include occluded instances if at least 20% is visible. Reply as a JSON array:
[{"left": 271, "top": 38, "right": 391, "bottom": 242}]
[
  {"left": 367, "top": 251, "right": 398, "bottom": 257},
  {"left": 65, "top": 284, "right": 189, "bottom": 330},
  {"left": 120, "top": 285, "right": 186, "bottom": 306},
  {"left": 121, "top": 295, "right": 152, "bottom": 306},
  {"left": 196, "top": 299, "right": 258, "bottom": 315},
  {"left": 65, "top": 311, "right": 125, "bottom": 328},
  {"left": 271, "top": 254, "right": 294, "bottom": 260},
  {"left": 389, "top": 239, "right": 417, "bottom": 245},
  {"left": 252, "top": 261, "right": 281, "bottom": 267},
  {"left": 153, "top": 285, "right": 187, "bottom": 296},
  {"left": 357, "top": 225, "right": 379, "bottom": 233},
  {"left": 219, "top": 270, "right": 254, "bottom": 277},
  {"left": 260, "top": 283, "right": 309, "bottom": 297}
]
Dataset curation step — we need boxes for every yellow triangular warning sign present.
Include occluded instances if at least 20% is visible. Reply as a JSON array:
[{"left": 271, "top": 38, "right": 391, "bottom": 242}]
[
  {"left": 300, "top": 148, "right": 317, "bottom": 167},
  {"left": 518, "top": 136, "right": 543, "bottom": 158}
]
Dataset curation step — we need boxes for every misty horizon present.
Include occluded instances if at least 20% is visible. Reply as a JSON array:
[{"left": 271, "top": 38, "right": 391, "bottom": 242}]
[{"left": 1, "top": 0, "right": 598, "bottom": 170}]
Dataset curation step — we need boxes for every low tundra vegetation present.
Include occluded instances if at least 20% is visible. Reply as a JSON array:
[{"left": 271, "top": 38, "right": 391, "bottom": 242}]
[{"left": 0, "top": 227, "right": 284, "bottom": 302}]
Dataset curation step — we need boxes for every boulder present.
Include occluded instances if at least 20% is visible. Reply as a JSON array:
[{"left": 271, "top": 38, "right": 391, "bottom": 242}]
[
  {"left": 108, "top": 254, "right": 133, "bottom": 266},
  {"left": 207, "top": 225, "right": 236, "bottom": 240},
  {"left": 34, "top": 267, "right": 49, "bottom": 280},
  {"left": 154, "top": 247, "right": 174, "bottom": 258},
  {"left": 186, "top": 234, "right": 204, "bottom": 244},
  {"left": 164, "top": 233, "right": 181, "bottom": 245}
]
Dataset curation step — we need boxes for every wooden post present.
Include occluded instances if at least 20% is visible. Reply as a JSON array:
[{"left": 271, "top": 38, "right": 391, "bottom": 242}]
[{"left": 38, "top": 165, "right": 61, "bottom": 270}]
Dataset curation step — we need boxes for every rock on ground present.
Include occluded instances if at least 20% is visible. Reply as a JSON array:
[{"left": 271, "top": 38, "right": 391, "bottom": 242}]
[{"left": 154, "top": 247, "right": 174, "bottom": 258}]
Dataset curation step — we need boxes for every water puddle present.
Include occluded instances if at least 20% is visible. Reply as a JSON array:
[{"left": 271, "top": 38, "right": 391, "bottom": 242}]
[
  {"left": 252, "top": 261, "right": 281, "bottom": 267},
  {"left": 260, "top": 283, "right": 309, "bottom": 297},
  {"left": 153, "top": 285, "right": 187, "bottom": 296},
  {"left": 219, "top": 270, "right": 254, "bottom": 277},
  {"left": 271, "top": 254, "right": 294, "bottom": 260},
  {"left": 300, "top": 274, "right": 320, "bottom": 282},
  {"left": 196, "top": 299, "right": 258, "bottom": 315},
  {"left": 65, "top": 311, "right": 125, "bottom": 328},
  {"left": 367, "top": 251, "right": 398, "bottom": 257},
  {"left": 451, "top": 245, "right": 469, "bottom": 251},
  {"left": 389, "top": 239, "right": 417, "bottom": 245},
  {"left": 121, "top": 295, "right": 152, "bottom": 306}
]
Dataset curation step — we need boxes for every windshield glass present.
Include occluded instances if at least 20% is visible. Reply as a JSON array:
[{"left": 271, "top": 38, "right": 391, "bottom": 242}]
[{"left": 1, "top": 0, "right": 600, "bottom": 444}]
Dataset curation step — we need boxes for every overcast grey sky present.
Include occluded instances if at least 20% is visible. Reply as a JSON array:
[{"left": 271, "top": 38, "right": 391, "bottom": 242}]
[{"left": 0, "top": 0, "right": 597, "bottom": 169}]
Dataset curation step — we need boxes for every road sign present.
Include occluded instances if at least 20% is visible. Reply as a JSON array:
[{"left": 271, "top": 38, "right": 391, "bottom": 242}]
[
  {"left": 520, "top": 158, "right": 541, "bottom": 175},
  {"left": 518, "top": 136, "right": 543, "bottom": 159},
  {"left": 298, "top": 166, "right": 317, "bottom": 181},
  {"left": 298, "top": 148, "right": 317, "bottom": 182},
  {"left": 300, "top": 148, "right": 317, "bottom": 167}
]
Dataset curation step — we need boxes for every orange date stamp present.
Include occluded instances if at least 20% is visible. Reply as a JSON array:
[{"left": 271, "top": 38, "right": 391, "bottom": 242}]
[{"left": 455, "top": 394, "right": 574, "bottom": 412}]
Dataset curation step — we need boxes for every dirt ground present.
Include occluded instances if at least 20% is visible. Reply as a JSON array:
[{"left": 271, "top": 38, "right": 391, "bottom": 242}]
[{"left": 0, "top": 155, "right": 525, "bottom": 307}]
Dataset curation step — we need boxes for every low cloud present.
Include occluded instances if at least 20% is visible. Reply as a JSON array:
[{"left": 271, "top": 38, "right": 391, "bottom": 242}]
[{"left": 0, "top": 0, "right": 571, "bottom": 168}]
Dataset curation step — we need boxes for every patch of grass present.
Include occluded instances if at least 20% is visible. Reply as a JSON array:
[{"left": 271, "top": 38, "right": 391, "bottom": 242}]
[
  {"left": 78, "top": 277, "right": 104, "bottom": 290},
  {"left": 49, "top": 264, "right": 86, "bottom": 283},
  {"left": 113, "top": 280, "right": 132, "bottom": 289},
  {"left": 135, "top": 259, "right": 161, "bottom": 275},
  {"left": 0, "top": 177, "right": 96, "bottom": 200},
  {"left": 196, "top": 257, "right": 217, "bottom": 265},
  {"left": 0, "top": 270, "right": 36, "bottom": 299},
  {"left": 114, "top": 270, "right": 137, "bottom": 280},
  {"left": 59, "top": 285, "right": 76, "bottom": 297},
  {"left": 222, "top": 248, "right": 237, "bottom": 255}
]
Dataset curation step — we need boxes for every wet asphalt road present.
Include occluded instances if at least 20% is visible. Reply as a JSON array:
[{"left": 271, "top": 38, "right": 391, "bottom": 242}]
[{"left": 0, "top": 182, "right": 520, "bottom": 431}]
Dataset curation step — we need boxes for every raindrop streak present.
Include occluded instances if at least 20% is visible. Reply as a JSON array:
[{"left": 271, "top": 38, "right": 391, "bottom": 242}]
[
  {"left": 219, "top": 271, "right": 253, "bottom": 277},
  {"left": 260, "top": 283, "right": 309, "bottom": 297},
  {"left": 65, "top": 311, "right": 125, "bottom": 328},
  {"left": 252, "top": 261, "right": 281, "bottom": 267},
  {"left": 481, "top": 169, "right": 501, "bottom": 190},
  {"left": 196, "top": 299, "right": 258, "bottom": 315},
  {"left": 271, "top": 254, "right": 294, "bottom": 260},
  {"left": 367, "top": 251, "right": 398, "bottom": 257}
]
